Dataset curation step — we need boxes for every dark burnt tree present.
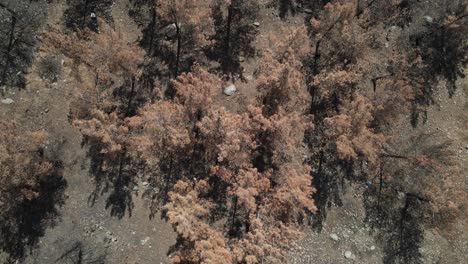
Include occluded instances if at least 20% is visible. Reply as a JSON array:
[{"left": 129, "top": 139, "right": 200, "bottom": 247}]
[
  {"left": 0, "top": 0, "right": 47, "bottom": 89},
  {"left": 406, "top": 3, "right": 467, "bottom": 126},
  {"left": 158, "top": 0, "right": 212, "bottom": 78},
  {"left": 209, "top": 0, "right": 259, "bottom": 78},
  {"left": 0, "top": 121, "right": 66, "bottom": 263},
  {"left": 365, "top": 131, "right": 464, "bottom": 264}
]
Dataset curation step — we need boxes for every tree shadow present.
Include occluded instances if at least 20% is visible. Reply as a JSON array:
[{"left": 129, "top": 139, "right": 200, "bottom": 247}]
[
  {"left": 54, "top": 240, "right": 107, "bottom": 264},
  {"left": 407, "top": 9, "right": 466, "bottom": 127},
  {"left": 277, "top": 0, "right": 298, "bottom": 19},
  {"left": 86, "top": 144, "right": 138, "bottom": 219},
  {"left": 0, "top": 0, "right": 47, "bottom": 89},
  {"left": 0, "top": 161, "right": 67, "bottom": 263},
  {"left": 364, "top": 187, "right": 426, "bottom": 264},
  {"left": 308, "top": 154, "right": 356, "bottom": 229},
  {"left": 206, "top": 0, "right": 259, "bottom": 80}
]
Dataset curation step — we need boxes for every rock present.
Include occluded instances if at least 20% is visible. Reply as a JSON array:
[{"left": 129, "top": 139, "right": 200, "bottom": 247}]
[
  {"left": 303, "top": 8, "right": 313, "bottom": 14},
  {"left": 465, "top": 145, "right": 468, "bottom": 149},
  {"left": 112, "top": 237, "right": 118, "bottom": 242},
  {"left": 224, "top": 84, "right": 236, "bottom": 96},
  {"left": 141, "top": 237, "right": 150, "bottom": 245},
  {"left": 424, "top": 16, "right": 434, "bottom": 24},
  {"left": 344, "top": 251, "right": 353, "bottom": 259},
  {"left": 330, "top": 233, "right": 339, "bottom": 241},
  {"left": 370, "top": 245, "right": 376, "bottom": 251},
  {"left": 45, "top": 108, "right": 49, "bottom": 113},
  {"left": 142, "top": 181, "right": 149, "bottom": 186},
  {"left": 1, "top": 98, "right": 14, "bottom": 104},
  {"left": 253, "top": 22, "right": 260, "bottom": 27},
  {"left": 239, "top": 56, "right": 245, "bottom": 62},
  {"left": 163, "top": 23, "right": 178, "bottom": 38}
]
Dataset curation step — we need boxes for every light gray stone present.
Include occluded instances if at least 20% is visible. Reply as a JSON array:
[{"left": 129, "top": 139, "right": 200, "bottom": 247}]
[
  {"left": 424, "top": 16, "right": 434, "bottom": 24},
  {"left": 224, "top": 84, "right": 236, "bottom": 96},
  {"left": 163, "top": 23, "right": 178, "bottom": 38},
  {"left": 1, "top": 98, "right": 14, "bottom": 104},
  {"left": 330, "top": 233, "right": 339, "bottom": 241}
]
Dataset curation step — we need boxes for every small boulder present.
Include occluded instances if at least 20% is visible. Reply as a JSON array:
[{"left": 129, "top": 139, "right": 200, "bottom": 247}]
[
  {"left": 1, "top": 98, "right": 14, "bottom": 104},
  {"left": 253, "top": 22, "right": 260, "bottom": 27},
  {"left": 330, "top": 233, "right": 339, "bottom": 242},
  {"left": 224, "top": 84, "right": 236, "bottom": 96},
  {"left": 424, "top": 16, "right": 434, "bottom": 24},
  {"left": 164, "top": 23, "right": 178, "bottom": 38},
  {"left": 303, "top": 8, "right": 313, "bottom": 14},
  {"left": 141, "top": 237, "right": 150, "bottom": 245},
  {"left": 344, "top": 251, "right": 352, "bottom": 259}
]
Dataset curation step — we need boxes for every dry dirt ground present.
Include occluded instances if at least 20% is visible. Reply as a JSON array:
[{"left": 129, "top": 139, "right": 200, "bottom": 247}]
[{"left": 0, "top": 1, "right": 466, "bottom": 263}]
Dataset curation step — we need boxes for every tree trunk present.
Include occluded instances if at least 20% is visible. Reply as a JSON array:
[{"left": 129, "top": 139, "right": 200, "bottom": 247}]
[
  {"left": 82, "top": 0, "right": 90, "bottom": 29},
  {"left": 148, "top": 5, "right": 157, "bottom": 56},
  {"left": 163, "top": 154, "right": 174, "bottom": 202},
  {"left": 174, "top": 22, "right": 181, "bottom": 77},
  {"left": 312, "top": 40, "right": 321, "bottom": 75},
  {"left": 116, "top": 150, "right": 126, "bottom": 187},
  {"left": 223, "top": 5, "right": 233, "bottom": 73},
  {"left": 125, "top": 77, "right": 136, "bottom": 117},
  {"left": 230, "top": 196, "right": 238, "bottom": 235}
]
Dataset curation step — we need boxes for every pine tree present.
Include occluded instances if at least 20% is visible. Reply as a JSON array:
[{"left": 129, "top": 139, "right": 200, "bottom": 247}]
[
  {"left": 323, "top": 94, "right": 384, "bottom": 164},
  {"left": 158, "top": 0, "right": 213, "bottom": 77},
  {"left": 130, "top": 64, "right": 316, "bottom": 262},
  {"left": 256, "top": 25, "right": 311, "bottom": 116},
  {"left": 210, "top": 0, "right": 260, "bottom": 77},
  {"left": 42, "top": 19, "right": 146, "bottom": 217},
  {"left": 0, "top": 121, "right": 65, "bottom": 262}
]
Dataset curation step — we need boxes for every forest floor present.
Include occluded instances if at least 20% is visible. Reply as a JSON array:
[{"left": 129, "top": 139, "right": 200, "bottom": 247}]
[{"left": 0, "top": 1, "right": 466, "bottom": 263}]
